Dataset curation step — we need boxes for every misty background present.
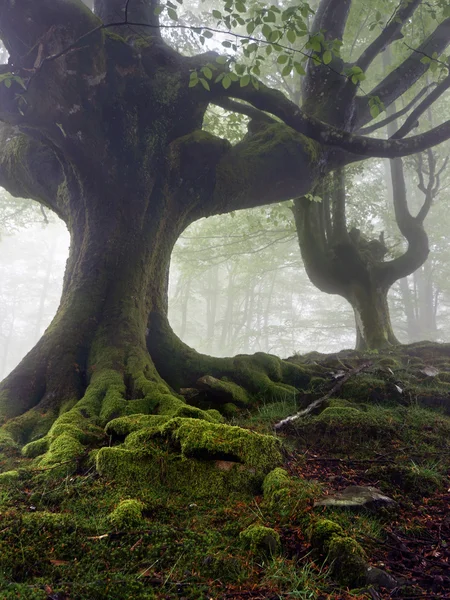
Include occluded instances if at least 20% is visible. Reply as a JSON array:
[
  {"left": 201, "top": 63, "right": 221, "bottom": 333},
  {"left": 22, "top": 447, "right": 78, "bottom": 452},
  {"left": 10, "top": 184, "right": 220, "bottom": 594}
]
[{"left": 1, "top": 147, "right": 450, "bottom": 381}]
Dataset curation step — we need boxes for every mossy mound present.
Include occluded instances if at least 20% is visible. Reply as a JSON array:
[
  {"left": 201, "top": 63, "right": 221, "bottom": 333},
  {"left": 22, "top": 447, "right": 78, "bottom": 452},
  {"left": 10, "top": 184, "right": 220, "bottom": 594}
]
[
  {"left": 240, "top": 525, "right": 281, "bottom": 556},
  {"left": 109, "top": 499, "right": 145, "bottom": 529}
]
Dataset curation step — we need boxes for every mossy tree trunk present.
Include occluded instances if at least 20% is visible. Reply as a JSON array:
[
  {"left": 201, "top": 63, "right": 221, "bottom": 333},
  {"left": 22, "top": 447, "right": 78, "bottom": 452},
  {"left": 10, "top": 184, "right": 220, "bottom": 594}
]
[{"left": 0, "top": 0, "right": 322, "bottom": 457}]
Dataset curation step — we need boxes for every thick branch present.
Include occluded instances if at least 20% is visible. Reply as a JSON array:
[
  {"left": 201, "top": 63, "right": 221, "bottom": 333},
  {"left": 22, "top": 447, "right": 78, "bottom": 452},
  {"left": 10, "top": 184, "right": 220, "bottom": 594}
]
[
  {"left": 377, "top": 158, "right": 429, "bottom": 286},
  {"left": 211, "top": 97, "right": 275, "bottom": 124},
  {"left": 355, "top": 18, "right": 450, "bottom": 127},
  {"left": 310, "top": 0, "right": 352, "bottom": 41},
  {"left": 214, "top": 80, "right": 450, "bottom": 158},
  {"left": 210, "top": 122, "right": 321, "bottom": 215},
  {"left": 0, "top": 124, "right": 65, "bottom": 218},
  {"left": 355, "top": 0, "right": 422, "bottom": 72},
  {"left": 0, "top": 0, "right": 100, "bottom": 61}
]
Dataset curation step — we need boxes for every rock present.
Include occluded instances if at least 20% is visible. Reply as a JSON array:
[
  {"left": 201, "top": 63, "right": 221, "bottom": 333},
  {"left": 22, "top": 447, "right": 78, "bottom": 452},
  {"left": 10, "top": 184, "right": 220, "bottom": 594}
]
[
  {"left": 366, "top": 565, "right": 398, "bottom": 589},
  {"left": 314, "top": 485, "right": 396, "bottom": 510}
]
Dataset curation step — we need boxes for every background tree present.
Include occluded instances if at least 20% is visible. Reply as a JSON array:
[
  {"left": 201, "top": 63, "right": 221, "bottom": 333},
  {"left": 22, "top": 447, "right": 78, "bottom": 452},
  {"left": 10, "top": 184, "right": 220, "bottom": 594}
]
[{"left": 292, "top": 149, "right": 446, "bottom": 350}]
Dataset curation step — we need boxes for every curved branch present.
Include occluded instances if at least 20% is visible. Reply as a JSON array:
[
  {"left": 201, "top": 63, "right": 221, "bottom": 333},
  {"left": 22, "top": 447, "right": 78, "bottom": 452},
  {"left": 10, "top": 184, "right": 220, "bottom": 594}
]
[
  {"left": 0, "top": 124, "right": 65, "bottom": 218},
  {"left": 211, "top": 97, "right": 275, "bottom": 124},
  {"left": 355, "top": 18, "right": 450, "bottom": 127},
  {"left": 377, "top": 158, "right": 429, "bottom": 287},
  {"left": 292, "top": 196, "right": 345, "bottom": 295},
  {"left": 392, "top": 74, "right": 450, "bottom": 139},
  {"left": 210, "top": 122, "right": 322, "bottom": 215},
  {"left": 214, "top": 79, "right": 450, "bottom": 158},
  {"left": 355, "top": 0, "right": 422, "bottom": 72}
]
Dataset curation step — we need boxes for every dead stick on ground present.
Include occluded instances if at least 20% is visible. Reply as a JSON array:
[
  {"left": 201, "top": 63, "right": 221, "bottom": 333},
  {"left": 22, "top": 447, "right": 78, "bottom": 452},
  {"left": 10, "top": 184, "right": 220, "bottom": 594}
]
[{"left": 273, "top": 361, "right": 372, "bottom": 431}]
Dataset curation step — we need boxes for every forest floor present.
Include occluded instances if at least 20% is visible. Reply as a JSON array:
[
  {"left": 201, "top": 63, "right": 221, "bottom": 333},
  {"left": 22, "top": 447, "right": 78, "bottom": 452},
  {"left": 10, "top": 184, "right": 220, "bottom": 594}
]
[{"left": 0, "top": 342, "right": 449, "bottom": 600}]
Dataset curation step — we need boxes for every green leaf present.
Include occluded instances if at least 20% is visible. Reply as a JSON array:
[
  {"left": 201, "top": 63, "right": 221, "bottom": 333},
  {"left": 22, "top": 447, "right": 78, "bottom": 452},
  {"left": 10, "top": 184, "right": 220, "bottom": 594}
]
[
  {"left": 222, "top": 75, "right": 232, "bottom": 89},
  {"left": 286, "top": 29, "right": 296, "bottom": 44},
  {"left": 203, "top": 30, "right": 213, "bottom": 38},
  {"left": 240, "top": 74, "right": 251, "bottom": 87},
  {"left": 199, "top": 78, "right": 210, "bottom": 91},
  {"left": 188, "top": 79, "right": 198, "bottom": 88},
  {"left": 281, "top": 63, "right": 292, "bottom": 77},
  {"left": 216, "top": 56, "right": 228, "bottom": 65},
  {"left": 262, "top": 24, "right": 272, "bottom": 39},
  {"left": 167, "top": 7, "right": 178, "bottom": 20},
  {"left": 265, "top": 10, "right": 276, "bottom": 22},
  {"left": 202, "top": 67, "right": 213, "bottom": 80},
  {"left": 246, "top": 22, "right": 255, "bottom": 34},
  {"left": 212, "top": 9, "right": 222, "bottom": 19},
  {"left": 323, "top": 50, "right": 332, "bottom": 65},
  {"left": 252, "top": 65, "right": 260, "bottom": 76},
  {"left": 235, "top": 1, "right": 246, "bottom": 13},
  {"left": 277, "top": 54, "right": 288, "bottom": 64},
  {"left": 294, "top": 61, "right": 306, "bottom": 75},
  {"left": 370, "top": 105, "right": 380, "bottom": 119}
]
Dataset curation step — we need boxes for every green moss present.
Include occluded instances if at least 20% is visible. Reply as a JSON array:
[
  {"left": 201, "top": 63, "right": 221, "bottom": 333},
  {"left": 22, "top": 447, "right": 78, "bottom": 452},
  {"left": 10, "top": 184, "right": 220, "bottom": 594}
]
[
  {"left": 240, "top": 525, "right": 280, "bottom": 556},
  {"left": 309, "top": 519, "right": 344, "bottom": 552},
  {"left": 263, "top": 468, "right": 292, "bottom": 501},
  {"left": 96, "top": 445, "right": 263, "bottom": 498},
  {"left": 39, "top": 433, "right": 84, "bottom": 468},
  {"left": 151, "top": 418, "right": 282, "bottom": 472},
  {"left": 327, "top": 536, "right": 367, "bottom": 587},
  {"left": 108, "top": 499, "right": 145, "bottom": 529},
  {"left": 105, "top": 414, "right": 170, "bottom": 437},
  {"left": 3, "top": 408, "right": 55, "bottom": 445},
  {"left": 367, "top": 463, "right": 444, "bottom": 497},
  {"left": 0, "top": 470, "right": 20, "bottom": 484},
  {"left": 22, "top": 436, "right": 49, "bottom": 458}
]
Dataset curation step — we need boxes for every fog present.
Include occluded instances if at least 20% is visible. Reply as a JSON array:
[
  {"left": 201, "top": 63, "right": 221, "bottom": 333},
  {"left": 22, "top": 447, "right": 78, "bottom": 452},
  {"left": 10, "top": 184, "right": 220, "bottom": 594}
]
[{"left": 2, "top": 170, "right": 450, "bottom": 381}]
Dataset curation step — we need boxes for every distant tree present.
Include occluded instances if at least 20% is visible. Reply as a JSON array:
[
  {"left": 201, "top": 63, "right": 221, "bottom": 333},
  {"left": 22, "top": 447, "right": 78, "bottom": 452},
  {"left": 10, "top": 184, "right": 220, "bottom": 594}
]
[{"left": 292, "top": 150, "right": 446, "bottom": 350}]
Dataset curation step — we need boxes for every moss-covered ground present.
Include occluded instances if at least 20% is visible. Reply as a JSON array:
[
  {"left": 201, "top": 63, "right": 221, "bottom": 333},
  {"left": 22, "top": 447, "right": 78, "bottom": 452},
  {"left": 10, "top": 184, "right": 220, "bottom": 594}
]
[{"left": 0, "top": 342, "right": 449, "bottom": 599}]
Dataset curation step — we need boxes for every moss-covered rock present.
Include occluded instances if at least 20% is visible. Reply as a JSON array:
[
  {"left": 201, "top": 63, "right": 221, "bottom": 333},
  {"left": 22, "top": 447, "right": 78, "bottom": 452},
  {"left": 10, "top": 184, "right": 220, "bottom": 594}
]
[
  {"left": 327, "top": 535, "right": 367, "bottom": 587},
  {"left": 309, "top": 518, "right": 344, "bottom": 553},
  {"left": 240, "top": 525, "right": 280, "bottom": 556},
  {"left": 263, "top": 467, "right": 292, "bottom": 502},
  {"left": 109, "top": 499, "right": 145, "bottom": 529}
]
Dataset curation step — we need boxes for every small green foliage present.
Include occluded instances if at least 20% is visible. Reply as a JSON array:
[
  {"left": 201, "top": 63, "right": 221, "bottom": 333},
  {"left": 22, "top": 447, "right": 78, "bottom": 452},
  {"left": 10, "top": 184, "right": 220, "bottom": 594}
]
[{"left": 240, "top": 524, "right": 280, "bottom": 556}]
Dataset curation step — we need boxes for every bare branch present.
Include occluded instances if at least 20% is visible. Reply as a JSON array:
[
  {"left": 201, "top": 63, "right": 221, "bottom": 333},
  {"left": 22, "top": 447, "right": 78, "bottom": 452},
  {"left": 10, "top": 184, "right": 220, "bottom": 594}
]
[
  {"left": 392, "top": 74, "right": 450, "bottom": 139},
  {"left": 211, "top": 97, "right": 275, "bottom": 124},
  {"left": 358, "top": 84, "right": 435, "bottom": 135},
  {"left": 355, "top": 0, "right": 422, "bottom": 72},
  {"left": 355, "top": 18, "right": 450, "bottom": 127}
]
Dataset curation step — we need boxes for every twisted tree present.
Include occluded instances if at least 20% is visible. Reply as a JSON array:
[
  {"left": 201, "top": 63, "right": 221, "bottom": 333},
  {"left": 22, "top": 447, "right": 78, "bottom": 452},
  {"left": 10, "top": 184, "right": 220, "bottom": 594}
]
[
  {"left": 293, "top": 150, "right": 446, "bottom": 350},
  {"left": 0, "top": 0, "right": 450, "bottom": 469}
]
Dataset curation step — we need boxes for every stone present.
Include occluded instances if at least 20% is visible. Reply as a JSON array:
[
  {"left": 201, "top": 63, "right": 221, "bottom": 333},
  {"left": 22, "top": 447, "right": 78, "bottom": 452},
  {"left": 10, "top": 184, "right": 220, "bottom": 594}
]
[
  {"left": 314, "top": 485, "right": 396, "bottom": 510},
  {"left": 366, "top": 565, "right": 398, "bottom": 589}
]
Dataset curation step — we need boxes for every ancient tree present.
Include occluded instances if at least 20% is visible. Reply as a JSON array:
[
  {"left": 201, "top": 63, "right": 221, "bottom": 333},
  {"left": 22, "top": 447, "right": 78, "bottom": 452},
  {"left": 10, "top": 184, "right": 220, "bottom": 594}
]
[{"left": 0, "top": 0, "right": 449, "bottom": 468}]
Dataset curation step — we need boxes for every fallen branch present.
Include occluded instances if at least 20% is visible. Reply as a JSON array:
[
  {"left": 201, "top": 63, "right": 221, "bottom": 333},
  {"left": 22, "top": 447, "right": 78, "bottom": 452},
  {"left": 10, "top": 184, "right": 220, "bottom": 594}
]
[{"left": 273, "top": 361, "right": 372, "bottom": 431}]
